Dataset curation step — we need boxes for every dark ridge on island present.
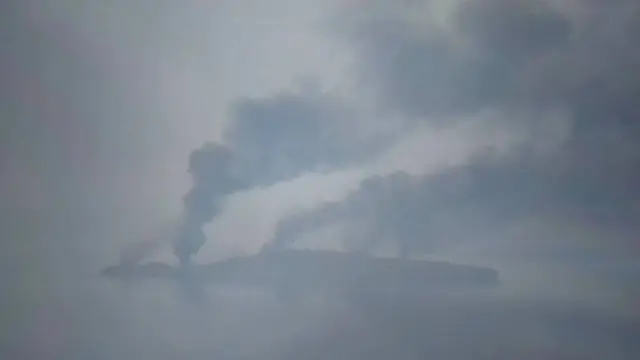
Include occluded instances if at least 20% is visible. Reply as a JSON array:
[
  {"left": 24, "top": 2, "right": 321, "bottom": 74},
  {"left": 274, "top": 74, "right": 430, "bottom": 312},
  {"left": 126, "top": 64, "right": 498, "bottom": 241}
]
[{"left": 102, "top": 250, "right": 499, "bottom": 301}]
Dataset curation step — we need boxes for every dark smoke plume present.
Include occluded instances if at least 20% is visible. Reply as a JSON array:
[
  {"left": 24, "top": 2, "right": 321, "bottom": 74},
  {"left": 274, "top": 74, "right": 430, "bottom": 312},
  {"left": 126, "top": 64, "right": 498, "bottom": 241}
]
[
  {"left": 173, "top": 142, "right": 249, "bottom": 263},
  {"left": 120, "top": 87, "right": 377, "bottom": 264}
]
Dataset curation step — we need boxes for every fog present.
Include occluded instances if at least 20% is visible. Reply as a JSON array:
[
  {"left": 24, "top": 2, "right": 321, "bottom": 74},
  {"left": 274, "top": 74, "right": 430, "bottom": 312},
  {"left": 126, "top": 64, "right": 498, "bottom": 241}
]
[{"left": 2, "top": 0, "right": 639, "bottom": 359}]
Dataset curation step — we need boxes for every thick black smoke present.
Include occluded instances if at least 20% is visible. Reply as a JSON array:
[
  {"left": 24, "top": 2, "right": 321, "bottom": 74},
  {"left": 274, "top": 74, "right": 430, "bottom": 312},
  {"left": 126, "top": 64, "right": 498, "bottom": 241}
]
[
  {"left": 172, "top": 143, "right": 246, "bottom": 262},
  {"left": 183, "top": 143, "right": 240, "bottom": 224}
]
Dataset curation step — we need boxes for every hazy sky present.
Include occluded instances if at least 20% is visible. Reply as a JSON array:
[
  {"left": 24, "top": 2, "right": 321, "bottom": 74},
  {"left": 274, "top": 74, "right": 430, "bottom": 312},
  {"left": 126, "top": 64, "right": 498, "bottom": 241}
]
[
  {"left": 2, "top": 0, "right": 542, "bottom": 265},
  {"left": 2, "top": 0, "right": 639, "bottom": 358}
]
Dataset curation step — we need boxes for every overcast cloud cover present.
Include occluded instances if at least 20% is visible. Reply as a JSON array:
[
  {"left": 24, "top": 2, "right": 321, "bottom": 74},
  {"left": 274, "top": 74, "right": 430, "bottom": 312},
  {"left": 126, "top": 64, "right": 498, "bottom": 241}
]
[
  {"left": 2, "top": 0, "right": 640, "bottom": 358},
  {"left": 273, "top": 0, "right": 640, "bottom": 259}
]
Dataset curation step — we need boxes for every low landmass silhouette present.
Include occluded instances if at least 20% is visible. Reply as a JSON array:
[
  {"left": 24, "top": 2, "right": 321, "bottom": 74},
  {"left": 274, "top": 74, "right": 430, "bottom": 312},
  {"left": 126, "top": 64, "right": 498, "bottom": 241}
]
[{"left": 102, "top": 249, "right": 499, "bottom": 303}]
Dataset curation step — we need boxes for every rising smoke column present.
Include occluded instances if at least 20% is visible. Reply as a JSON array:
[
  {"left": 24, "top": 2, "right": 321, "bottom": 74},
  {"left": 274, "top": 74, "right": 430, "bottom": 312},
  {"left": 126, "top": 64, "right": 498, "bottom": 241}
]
[{"left": 173, "top": 142, "right": 248, "bottom": 264}]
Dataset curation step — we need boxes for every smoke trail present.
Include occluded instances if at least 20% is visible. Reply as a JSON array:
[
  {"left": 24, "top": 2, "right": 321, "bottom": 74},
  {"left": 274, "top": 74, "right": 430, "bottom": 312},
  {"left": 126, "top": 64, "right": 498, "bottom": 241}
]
[
  {"left": 116, "top": 87, "right": 372, "bottom": 265},
  {"left": 172, "top": 142, "right": 249, "bottom": 264},
  {"left": 117, "top": 142, "right": 249, "bottom": 266}
]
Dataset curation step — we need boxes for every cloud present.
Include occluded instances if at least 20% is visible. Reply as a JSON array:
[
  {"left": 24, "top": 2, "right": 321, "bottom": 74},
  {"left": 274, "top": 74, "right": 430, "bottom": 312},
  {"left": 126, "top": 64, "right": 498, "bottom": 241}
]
[
  {"left": 270, "top": 149, "right": 640, "bottom": 261},
  {"left": 332, "top": 0, "right": 565, "bottom": 120},
  {"left": 265, "top": 0, "right": 640, "bottom": 260},
  {"left": 256, "top": 106, "right": 545, "bottom": 255},
  {"left": 335, "top": 0, "right": 640, "bottom": 155},
  {"left": 224, "top": 87, "right": 390, "bottom": 186},
  {"left": 175, "top": 83, "right": 393, "bottom": 216}
]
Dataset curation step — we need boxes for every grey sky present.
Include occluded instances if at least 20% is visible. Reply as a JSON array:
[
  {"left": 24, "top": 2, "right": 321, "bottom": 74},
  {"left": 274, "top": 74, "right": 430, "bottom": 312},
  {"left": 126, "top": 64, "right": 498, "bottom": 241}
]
[
  {"left": 2, "top": 1, "right": 355, "bottom": 355},
  {"left": 2, "top": 0, "right": 640, "bottom": 358}
]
